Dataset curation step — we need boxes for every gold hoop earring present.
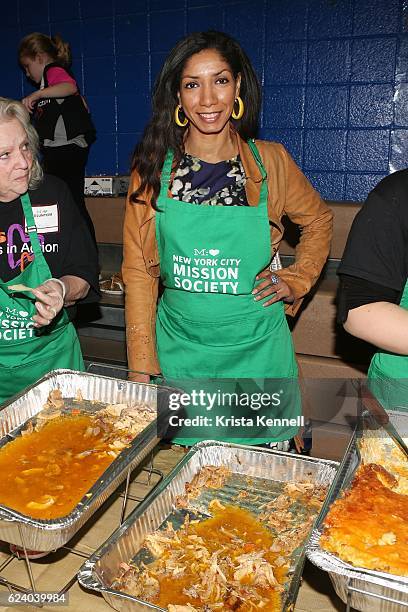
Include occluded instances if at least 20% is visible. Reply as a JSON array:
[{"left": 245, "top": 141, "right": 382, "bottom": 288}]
[
  {"left": 232, "top": 96, "right": 244, "bottom": 120},
  {"left": 174, "top": 105, "right": 188, "bottom": 127}
]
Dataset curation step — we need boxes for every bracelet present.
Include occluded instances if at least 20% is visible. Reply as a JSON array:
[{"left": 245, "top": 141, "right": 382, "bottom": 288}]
[{"left": 49, "top": 277, "right": 66, "bottom": 301}]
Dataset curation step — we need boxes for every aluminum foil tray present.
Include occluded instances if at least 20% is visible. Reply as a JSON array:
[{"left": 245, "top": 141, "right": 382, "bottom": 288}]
[
  {"left": 306, "top": 411, "right": 408, "bottom": 611},
  {"left": 0, "top": 369, "right": 170, "bottom": 552},
  {"left": 78, "top": 440, "right": 339, "bottom": 611}
]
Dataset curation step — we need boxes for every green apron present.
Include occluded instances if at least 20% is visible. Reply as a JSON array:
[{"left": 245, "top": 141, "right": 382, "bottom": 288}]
[
  {"left": 368, "top": 279, "right": 408, "bottom": 413},
  {"left": 0, "top": 193, "right": 84, "bottom": 405},
  {"left": 155, "top": 140, "right": 300, "bottom": 445}
]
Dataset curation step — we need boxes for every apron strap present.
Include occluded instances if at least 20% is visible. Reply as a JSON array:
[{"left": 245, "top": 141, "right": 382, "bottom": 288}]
[
  {"left": 158, "top": 149, "right": 174, "bottom": 201},
  {"left": 20, "top": 193, "right": 50, "bottom": 277},
  {"left": 247, "top": 139, "right": 268, "bottom": 209},
  {"left": 247, "top": 139, "right": 267, "bottom": 180},
  {"left": 20, "top": 193, "right": 45, "bottom": 261}
]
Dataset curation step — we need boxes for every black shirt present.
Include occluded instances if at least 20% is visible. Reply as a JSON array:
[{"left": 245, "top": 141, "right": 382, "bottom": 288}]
[
  {"left": 0, "top": 175, "right": 99, "bottom": 302},
  {"left": 337, "top": 169, "right": 408, "bottom": 322}
]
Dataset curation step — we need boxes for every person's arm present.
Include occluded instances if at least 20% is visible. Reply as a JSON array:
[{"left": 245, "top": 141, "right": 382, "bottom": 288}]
[
  {"left": 344, "top": 301, "right": 408, "bottom": 354},
  {"left": 60, "top": 275, "right": 89, "bottom": 306},
  {"left": 31, "top": 276, "right": 89, "bottom": 327},
  {"left": 22, "top": 66, "right": 78, "bottom": 112},
  {"left": 22, "top": 84, "right": 78, "bottom": 112},
  {"left": 273, "top": 146, "right": 333, "bottom": 315},
  {"left": 122, "top": 174, "right": 160, "bottom": 380},
  {"left": 338, "top": 171, "right": 408, "bottom": 352}
]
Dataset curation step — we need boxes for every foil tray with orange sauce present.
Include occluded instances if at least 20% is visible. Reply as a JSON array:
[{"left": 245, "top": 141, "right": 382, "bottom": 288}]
[
  {"left": 77, "top": 442, "right": 339, "bottom": 612},
  {"left": 0, "top": 413, "right": 121, "bottom": 520},
  {"left": 0, "top": 369, "right": 166, "bottom": 552},
  {"left": 0, "top": 388, "right": 157, "bottom": 521}
]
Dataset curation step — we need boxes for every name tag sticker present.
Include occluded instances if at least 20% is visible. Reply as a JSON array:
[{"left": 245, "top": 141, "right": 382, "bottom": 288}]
[{"left": 25, "top": 205, "right": 59, "bottom": 234}]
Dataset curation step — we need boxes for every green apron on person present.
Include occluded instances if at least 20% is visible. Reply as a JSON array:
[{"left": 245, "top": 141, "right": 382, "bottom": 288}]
[
  {"left": 368, "top": 280, "right": 408, "bottom": 413},
  {"left": 0, "top": 193, "right": 83, "bottom": 405},
  {"left": 155, "top": 140, "right": 300, "bottom": 445}
]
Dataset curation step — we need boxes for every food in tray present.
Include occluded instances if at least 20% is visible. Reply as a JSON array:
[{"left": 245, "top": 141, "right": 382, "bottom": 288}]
[
  {"left": 114, "top": 465, "right": 328, "bottom": 611},
  {"left": 359, "top": 436, "right": 408, "bottom": 495},
  {"left": 321, "top": 462, "right": 408, "bottom": 576},
  {"left": 99, "top": 273, "right": 124, "bottom": 295},
  {"left": 175, "top": 465, "right": 231, "bottom": 508},
  {"left": 258, "top": 481, "right": 328, "bottom": 556},
  {"left": 0, "top": 390, "right": 155, "bottom": 519},
  {"left": 116, "top": 505, "right": 287, "bottom": 611}
]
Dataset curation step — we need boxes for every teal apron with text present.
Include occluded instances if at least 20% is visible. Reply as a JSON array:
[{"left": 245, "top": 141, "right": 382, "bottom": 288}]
[
  {"left": 0, "top": 193, "right": 84, "bottom": 405},
  {"left": 368, "top": 279, "right": 408, "bottom": 413},
  {"left": 155, "top": 141, "right": 300, "bottom": 445}
]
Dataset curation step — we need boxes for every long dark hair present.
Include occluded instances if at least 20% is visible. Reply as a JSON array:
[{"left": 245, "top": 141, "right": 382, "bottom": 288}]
[{"left": 131, "top": 30, "right": 261, "bottom": 207}]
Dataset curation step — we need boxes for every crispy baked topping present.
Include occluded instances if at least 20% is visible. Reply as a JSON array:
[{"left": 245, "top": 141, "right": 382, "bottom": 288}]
[{"left": 321, "top": 462, "right": 408, "bottom": 576}]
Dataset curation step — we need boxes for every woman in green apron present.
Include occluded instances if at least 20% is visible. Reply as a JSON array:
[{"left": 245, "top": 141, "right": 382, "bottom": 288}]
[
  {"left": 123, "top": 31, "right": 333, "bottom": 445},
  {"left": 338, "top": 171, "right": 408, "bottom": 414},
  {"left": 0, "top": 97, "right": 99, "bottom": 405}
]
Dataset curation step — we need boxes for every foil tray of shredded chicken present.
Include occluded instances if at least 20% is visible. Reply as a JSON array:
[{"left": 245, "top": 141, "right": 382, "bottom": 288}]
[
  {"left": 0, "top": 369, "right": 170, "bottom": 552},
  {"left": 77, "top": 440, "right": 339, "bottom": 611},
  {"left": 306, "top": 411, "right": 408, "bottom": 611}
]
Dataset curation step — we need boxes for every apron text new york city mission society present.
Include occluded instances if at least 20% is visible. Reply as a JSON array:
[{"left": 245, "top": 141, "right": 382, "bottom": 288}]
[
  {"left": 173, "top": 254, "right": 242, "bottom": 294},
  {"left": 0, "top": 305, "right": 35, "bottom": 341}
]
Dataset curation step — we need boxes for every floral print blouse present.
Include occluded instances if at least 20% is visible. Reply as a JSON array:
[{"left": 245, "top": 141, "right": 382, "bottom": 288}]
[{"left": 170, "top": 153, "right": 248, "bottom": 206}]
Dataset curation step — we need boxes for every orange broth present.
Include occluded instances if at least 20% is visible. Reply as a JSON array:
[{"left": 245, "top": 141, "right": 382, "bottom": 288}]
[
  {"left": 0, "top": 414, "right": 116, "bottom": 519},
  {"left": 153, "top": 506, "right": 286, "bottom": 610}
]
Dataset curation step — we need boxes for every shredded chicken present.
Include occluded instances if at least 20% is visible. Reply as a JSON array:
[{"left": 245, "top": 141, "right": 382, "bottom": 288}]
[
  {"left": 115, "top": 466, "right": 328, "bottom": 611},
  {"left": 115, "top": 506, "right": 286, "bottom": 611},
  {"left": 26, "top": 389, "right": 156, "bottom": 458},
  {"left": 176, "top": 466, "right": 231, "bottom": 508}
]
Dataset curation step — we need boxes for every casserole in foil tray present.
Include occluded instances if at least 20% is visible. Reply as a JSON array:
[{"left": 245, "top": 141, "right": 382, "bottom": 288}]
[
  {"left": 0, "top": 369, "right": 169, "bottom": 552},
  {"left": 306, "top": 411, "right": 408, "bottom": 611},
  {"left": 78, "top": 440, "right": 338, "bottom": 611}
]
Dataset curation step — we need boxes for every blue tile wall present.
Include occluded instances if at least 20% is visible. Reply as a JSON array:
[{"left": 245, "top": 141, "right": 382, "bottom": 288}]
[
  {"left": 19, "top": 0, "right": 49, "bottom": 26},
  {"left": 2, "top": 0, "right": 407, "bottom": 200},
  {"left": 349, "top": 85, "right": 394, "bottom": 127},
  {"left": 346, "top": 130, "right": 390, "bottom": 172},
  {"left": 49, "top": 0, "right": 81, "bottom": 22},
  {"left": 115, "top": 14, "right": 149, "bottom": 55},
  {"left": 265, "top": 42, "right": 307, "bottom": 86},
  {"left": 263, "top": 86, "right": 305, "bottom": 129},
  {"left": 305, "top": 86, "right": 349, "bottom": 128},
  {"left": 305, "top": 129, "right": 348, "bottom": 172}
]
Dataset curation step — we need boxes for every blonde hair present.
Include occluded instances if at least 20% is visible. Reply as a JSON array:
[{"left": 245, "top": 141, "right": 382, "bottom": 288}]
[
  {"left": 18, "top": 32, "right": 71, "bottom": 67},
  {"left": 0, "top": 98, "right": 43, "bottom": 189}
]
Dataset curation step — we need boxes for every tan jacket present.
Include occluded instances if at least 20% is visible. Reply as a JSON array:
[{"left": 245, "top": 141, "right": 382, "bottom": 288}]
[{"left": 122, "top": 133, "right": 333, "bottom": 374}]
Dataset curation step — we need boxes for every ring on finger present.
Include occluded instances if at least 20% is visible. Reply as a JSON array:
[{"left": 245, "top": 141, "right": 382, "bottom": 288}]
[
  {"left": 270, "top": 273, "right": 280, "bottom": 285},
  {"left": 48, "top": 306, "right": 57, "bottom": 319}
]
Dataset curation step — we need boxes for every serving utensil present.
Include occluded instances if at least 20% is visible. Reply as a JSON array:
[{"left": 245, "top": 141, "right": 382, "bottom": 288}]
[{"left": 7, "top": 283, "right": 34, "bottom": 293}]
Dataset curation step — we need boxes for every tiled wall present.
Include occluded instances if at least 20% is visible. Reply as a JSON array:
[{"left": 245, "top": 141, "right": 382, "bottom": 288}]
[{"left": 2, "top": 0, "right": 407, "bottom": 201}]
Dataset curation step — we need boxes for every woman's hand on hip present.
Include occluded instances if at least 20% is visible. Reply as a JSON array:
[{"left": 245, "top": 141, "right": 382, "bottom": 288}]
[
  {"left": 252, "top": 269, "right": 295, "bottom": 307},
  {"left": 31, "top": 279, "right": 65, "bottom": 328}
]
